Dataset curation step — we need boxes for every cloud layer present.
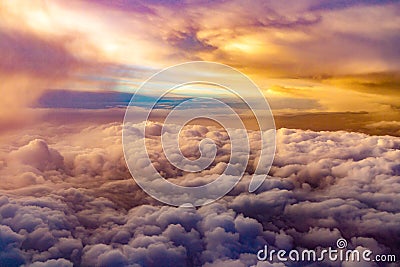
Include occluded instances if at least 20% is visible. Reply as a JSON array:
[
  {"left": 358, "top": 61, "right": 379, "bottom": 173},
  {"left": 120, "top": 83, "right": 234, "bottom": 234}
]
[{"left": 0, "top": 122, "right": 399, "bottom": 266}]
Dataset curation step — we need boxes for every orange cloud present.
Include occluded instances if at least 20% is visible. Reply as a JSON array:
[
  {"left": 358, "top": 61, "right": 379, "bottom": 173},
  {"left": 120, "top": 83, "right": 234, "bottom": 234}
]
[{"left": 0, "top": 0, "right": 399, "bottom": 131}]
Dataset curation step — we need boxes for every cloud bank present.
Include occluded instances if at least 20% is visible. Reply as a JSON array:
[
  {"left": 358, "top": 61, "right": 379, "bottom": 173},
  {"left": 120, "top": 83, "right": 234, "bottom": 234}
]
[{"left": 0, "top": 122, "right": 399, "bottom": 266}]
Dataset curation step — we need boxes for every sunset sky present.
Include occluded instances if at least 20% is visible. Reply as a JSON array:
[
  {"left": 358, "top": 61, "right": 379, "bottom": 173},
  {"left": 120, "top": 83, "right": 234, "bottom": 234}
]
[
  {"left": 1, "top": 0, "right": 399, "bottom": 134},
  {"left": 0, "top": 1, "right": 399, "bottom": 266}
]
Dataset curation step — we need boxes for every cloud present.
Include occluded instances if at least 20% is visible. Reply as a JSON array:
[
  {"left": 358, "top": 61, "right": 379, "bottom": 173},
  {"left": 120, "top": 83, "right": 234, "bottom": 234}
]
[
  {"left": 0, "top": 121, "right": 399, "bottom": 266},
  {"left": 0, "top": 29, "right": 82, "bottom": 78},
  {"left": 166, "top": 27, "right": 217, "bottom": 54},
  {"left": 1, "top": 0, "right": 399, "bottom": 134},
  {"left": 0, "top": 0, "right": 399, "bottom": 264},
  {"left": 0, "top": 29, "right": 83, "bottom": 131},
  {"left": 9, "top": 139, "right": 64, "bottom": 172},
  {"left": 3, "top": 0, "right": 399, "bottom": 78},
  {"left": 365, "top": 121, "right": 400, "bottom": 136}
]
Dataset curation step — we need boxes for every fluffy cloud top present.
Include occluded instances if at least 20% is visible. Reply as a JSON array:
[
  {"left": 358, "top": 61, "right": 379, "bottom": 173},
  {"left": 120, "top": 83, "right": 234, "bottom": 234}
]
[{"left": 0, "top": 122, "right": 399, "bottom": 266}]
